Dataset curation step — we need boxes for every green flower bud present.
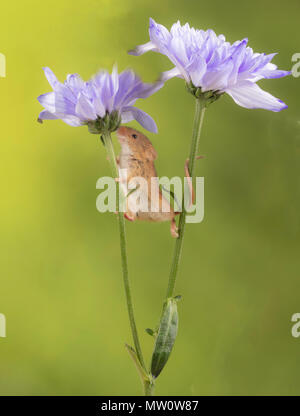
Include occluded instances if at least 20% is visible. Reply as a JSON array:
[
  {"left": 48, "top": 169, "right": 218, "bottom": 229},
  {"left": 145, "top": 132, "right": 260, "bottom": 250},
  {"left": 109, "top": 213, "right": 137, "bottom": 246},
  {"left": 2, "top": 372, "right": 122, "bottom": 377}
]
[{"left": 150, "top": 297, "right": 179, "bottom": 378}]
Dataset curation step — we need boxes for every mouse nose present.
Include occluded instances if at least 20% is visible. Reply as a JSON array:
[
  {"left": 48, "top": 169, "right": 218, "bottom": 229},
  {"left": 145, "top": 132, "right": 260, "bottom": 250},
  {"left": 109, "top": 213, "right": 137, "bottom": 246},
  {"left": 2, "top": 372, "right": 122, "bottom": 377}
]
[{"left": 117, "top": 126, "right": 127, "bottom": 142}]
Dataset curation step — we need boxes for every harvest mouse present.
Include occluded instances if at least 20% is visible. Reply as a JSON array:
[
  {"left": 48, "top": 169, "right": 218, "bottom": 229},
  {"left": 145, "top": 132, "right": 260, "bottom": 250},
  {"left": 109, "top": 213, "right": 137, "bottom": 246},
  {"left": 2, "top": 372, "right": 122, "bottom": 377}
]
[{"left": 115, "top": 126, "right": 199, "bottom": 238}]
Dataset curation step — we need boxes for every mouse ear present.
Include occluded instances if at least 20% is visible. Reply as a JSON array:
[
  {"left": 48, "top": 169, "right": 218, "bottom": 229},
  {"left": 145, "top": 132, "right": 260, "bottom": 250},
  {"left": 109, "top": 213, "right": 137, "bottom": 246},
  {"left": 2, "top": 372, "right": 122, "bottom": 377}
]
[{"left": 146, "top": 145, "right": 157, "bottom": 161}]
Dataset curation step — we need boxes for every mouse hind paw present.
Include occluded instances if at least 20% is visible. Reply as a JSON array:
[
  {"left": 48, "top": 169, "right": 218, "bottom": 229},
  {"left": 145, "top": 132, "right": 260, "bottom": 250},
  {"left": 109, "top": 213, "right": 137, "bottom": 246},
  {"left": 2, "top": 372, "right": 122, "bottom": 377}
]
[
  {"left": 124, "top": 212, "right": 136, "bottom": 222},
  {"left": 170, "top": 218, "right": 179, "bottom": 238}
]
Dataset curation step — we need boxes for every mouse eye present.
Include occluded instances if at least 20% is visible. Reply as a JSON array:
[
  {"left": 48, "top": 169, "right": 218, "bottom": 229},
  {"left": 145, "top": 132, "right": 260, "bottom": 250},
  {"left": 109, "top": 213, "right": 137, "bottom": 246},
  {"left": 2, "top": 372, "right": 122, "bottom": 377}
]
[{"left": 132, "top": 134, "right": 137, "bottom": 139}]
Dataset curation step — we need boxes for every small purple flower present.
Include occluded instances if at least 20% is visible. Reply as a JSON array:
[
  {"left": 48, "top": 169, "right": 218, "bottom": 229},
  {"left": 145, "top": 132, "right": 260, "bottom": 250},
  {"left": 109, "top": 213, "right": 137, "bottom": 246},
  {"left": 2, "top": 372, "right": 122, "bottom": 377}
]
[
  {"left": 129, "top": 18, "right": 291, "bottom": 112},
  {"left": 37, "top": 66, "right": 163, "bottom": 133}
]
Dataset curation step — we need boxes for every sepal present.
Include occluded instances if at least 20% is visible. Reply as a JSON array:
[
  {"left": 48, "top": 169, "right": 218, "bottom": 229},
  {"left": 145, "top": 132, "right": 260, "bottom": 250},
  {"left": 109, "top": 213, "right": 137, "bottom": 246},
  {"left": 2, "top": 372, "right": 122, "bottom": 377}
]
[
  {"left": 86, "top": 110, "right": 121, "bottom": 134},
  {"left": 186, "top": 81, "right": 224, "bottom": 106}
]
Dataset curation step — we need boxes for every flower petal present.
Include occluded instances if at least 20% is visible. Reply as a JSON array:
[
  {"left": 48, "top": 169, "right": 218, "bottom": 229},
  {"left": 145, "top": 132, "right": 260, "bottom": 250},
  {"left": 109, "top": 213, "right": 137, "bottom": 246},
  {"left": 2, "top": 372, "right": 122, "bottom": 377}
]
[
  {"left": 65, "top": 73, "right": 85, "bottom": 94},
  {"left": 159, "top": 67, "right": 182, "bottom": 82},
  {"left": 111, "top": 64, "right": 119, "bottom": 96},
  {"left": 99, "top": 71, "right": 115, "bottom": 112},
  {"left": 114, "top": 69, "right": 136, "bottom": 108},
  {"left": 132, "top": 81, "right": 164, "bottom": 100},
  {"left": 202, "top": 61, "right": 234, "bottom": 92},
  {"left": 43, "top": 67, "right": 59, "bottom": 89},
  {"left": 93, "top": 96, "right": 106, "bottom": 118},
  {"left": 38, "top": 110, "right": 58, "bottom": 120},
  {"left": 258, "top": 67, "right": 291, "bottom": 79},
  {"left": 149, "top": 17, "right": 171, "bottom": 48},
  {"left": 226, "top": 81, "right": 288, "bottom": 112},
  {"left": 128, "top": 41, "right": 157, "bottom": 56},
  {"left": 120, "top": 109, "right": 134, "bottom": 123},
  {"left": 37, "top": 92, "right": 56, "bottom": 112},
  {"left": 121, "top": 106, "right": 158, "bottom": 133},
  {"left": 169, "top": 36, "right": 188, "bottom": 65},
  {"left": 38, "top": 109, "right": 82, "bottom": 127},
  {"left": 61, "top": 115, "right": 83, "bottom": 127},
  {"left": 75, "top": 93, "right": 97, "bottom": 120},
  {"left": 188, "top": 56, "right": 207, "bottom": 87}
]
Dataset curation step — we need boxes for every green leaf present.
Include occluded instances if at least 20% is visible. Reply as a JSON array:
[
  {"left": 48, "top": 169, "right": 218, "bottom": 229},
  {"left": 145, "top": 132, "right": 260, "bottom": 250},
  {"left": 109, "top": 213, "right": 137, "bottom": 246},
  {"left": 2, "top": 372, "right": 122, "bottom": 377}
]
[
  {"left": 125, "top": 344, "right": 148, "bottom": 382},
  {"left": 150, "top": 298, "right": 179, "bottom": 378}
]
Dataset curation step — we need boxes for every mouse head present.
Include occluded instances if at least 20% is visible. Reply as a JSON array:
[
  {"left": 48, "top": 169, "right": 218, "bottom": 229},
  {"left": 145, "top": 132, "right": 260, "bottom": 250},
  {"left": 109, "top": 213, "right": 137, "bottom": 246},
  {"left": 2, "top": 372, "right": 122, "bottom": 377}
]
[{"left": 117, "top": 126, "right": 157, "bottom": 161}]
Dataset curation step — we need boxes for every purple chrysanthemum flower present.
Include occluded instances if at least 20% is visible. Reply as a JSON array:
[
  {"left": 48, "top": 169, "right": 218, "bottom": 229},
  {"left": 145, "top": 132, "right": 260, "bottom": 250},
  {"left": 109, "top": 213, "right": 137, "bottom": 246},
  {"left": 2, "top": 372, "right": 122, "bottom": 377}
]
[
  {"left": 37, "top": 66, "right": 163, "bottom": 133},
  {"left": 129, "top": 18, "right": 291, "bottom": 112}
]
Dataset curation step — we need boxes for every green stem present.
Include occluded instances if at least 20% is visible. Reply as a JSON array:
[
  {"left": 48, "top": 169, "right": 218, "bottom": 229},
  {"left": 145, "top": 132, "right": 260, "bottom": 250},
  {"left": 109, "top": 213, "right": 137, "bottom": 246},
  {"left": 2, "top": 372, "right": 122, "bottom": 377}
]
[
  {"left": 166, "top": 96, "right": 206, "bottom": 299},
  {"left": 143, "top": 378, "right": 155, "bottom": 396},
  {"left": 101, "top": 130, "right": 146, "bottom": 372}
]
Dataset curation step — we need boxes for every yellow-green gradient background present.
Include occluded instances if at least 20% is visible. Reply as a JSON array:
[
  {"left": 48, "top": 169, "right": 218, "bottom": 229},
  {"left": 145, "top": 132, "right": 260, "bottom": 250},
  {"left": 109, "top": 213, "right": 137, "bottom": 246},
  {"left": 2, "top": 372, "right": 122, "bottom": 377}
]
[{"left": 0, "top": 0, "right": 299, "bottom": 396}]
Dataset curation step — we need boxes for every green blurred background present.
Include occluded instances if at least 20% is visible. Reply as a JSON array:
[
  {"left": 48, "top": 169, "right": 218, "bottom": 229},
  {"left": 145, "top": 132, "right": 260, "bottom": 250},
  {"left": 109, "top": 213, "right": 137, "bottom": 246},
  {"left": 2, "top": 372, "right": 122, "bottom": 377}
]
[{"left": 0, "top": 0, "right": 299, "bottom": 396}]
